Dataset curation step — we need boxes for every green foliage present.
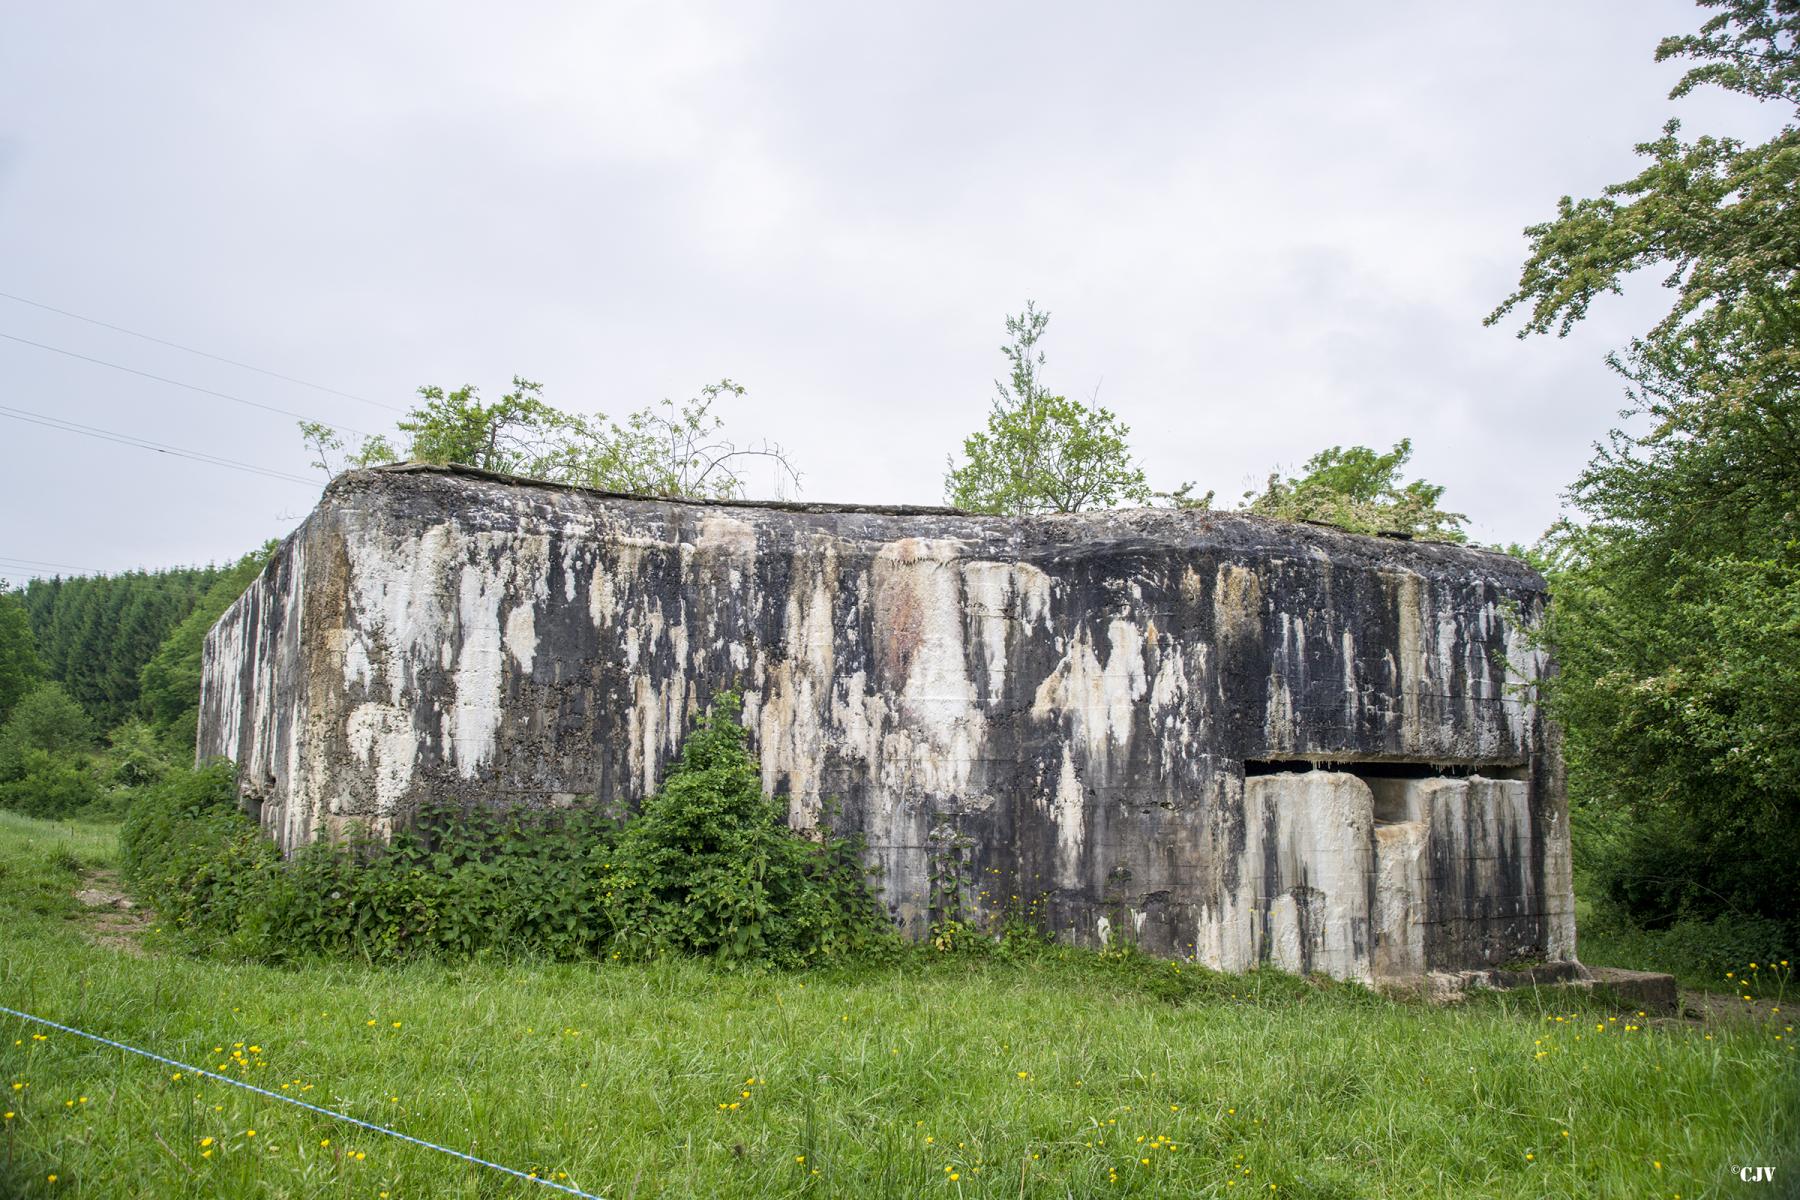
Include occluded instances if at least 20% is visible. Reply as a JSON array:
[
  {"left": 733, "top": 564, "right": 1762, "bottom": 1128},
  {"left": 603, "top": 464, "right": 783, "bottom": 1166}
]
[
  {"left": 124, "top": 695, "right": 889, "bottom": 969},
  {"left": 294, "top": 805, "right": 623, "bottom": 962},
  {"left": 1243, "top": 439, "right": 1468, "bottom": 542},
  {"left": 1576, "top": 897, "right": 1794, "bottom": 989},
  {"left": 1495, "top": 0, "right": 1800, "bottom": 944},
  {"left": 571, "top": 381, "right": 799, "bottom": 500},
  {"left": 390, "top": 376, "right": 576, "bottom": 476},
  {"left": 119, "top": 761, "right": 277, "bottom": 937},
  {"left": 1489, "top": 0, "right": 1799, "bottom": 347},
  {"left": 602, "top": 694, "right": 889, "bottom": 967},
  {"left": 20, "top": 566, "right": 227, "bottom": 728},
  {"left": 104, "top": 720, "right": 173, "bottom": 788},
  {"left": 0, "top": 588, "right": 42, "bottom": 722},
  {"left": 137, "top": 545, "right": 275, "bottom": 750},
  {"left": 304, "top": 378, "right": 799, "bottom": 500},
  {"left": 0, "top": 749, "right": 103, "bottom": 819},
  {"left": 0, "top": 682, "right": 95, "bottom": 771},
  {"left": 945, "top": 302, "right": 1151, "bottom": 514},
  {"left": 121, "top": 765, "right": 622, "bottom": 962},
  {"left": 1551, "top": 548, "right": 1800, "bottom": 941}
]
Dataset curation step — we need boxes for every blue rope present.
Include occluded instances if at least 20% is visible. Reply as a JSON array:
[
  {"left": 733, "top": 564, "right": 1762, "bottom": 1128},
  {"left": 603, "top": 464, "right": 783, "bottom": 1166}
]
[{"left": 0, "top": 1003, "right": 608, "bottom": 1199}]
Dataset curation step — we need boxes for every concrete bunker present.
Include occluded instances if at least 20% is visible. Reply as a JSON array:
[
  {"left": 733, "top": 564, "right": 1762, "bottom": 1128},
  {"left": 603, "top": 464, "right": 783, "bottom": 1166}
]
[{"left": 198, "top": 463, "right": 1578, "bottom": 987}]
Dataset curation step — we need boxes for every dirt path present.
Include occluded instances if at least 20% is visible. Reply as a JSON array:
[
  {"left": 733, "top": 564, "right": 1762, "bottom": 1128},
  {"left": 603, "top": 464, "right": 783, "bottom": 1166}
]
[{"left": 73, "top": 869, "right": 155, "bottom": 956}]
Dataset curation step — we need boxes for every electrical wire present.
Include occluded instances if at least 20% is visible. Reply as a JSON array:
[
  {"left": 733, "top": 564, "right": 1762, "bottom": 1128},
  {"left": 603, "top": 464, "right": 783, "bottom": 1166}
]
[
  {"left": 0, "top": 404, "right": 321, "bottom": 487},
  {"left": 0, "top": 331, "right": 378, "bottom": 436},
  {"left": 0, "top": 290, "right": 406, "bottom": 413}
]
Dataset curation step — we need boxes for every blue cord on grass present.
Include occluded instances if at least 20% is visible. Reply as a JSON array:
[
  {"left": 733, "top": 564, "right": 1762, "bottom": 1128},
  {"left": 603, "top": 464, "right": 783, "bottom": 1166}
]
[{"left": 0, "top": 1003, "right": 607, "bottom": 1199}]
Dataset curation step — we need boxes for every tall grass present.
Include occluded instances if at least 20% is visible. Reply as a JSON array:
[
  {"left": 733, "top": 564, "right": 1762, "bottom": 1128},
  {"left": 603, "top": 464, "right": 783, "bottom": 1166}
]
[{"left": 1, "top": 812, "right": 1794, "bottom": 1199}]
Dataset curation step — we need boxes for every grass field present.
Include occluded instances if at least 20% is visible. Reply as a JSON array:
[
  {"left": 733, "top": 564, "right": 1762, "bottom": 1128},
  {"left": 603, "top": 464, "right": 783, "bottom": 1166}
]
[{"left": 1, "top": 811, "right": 1794, "bottom": 1199}]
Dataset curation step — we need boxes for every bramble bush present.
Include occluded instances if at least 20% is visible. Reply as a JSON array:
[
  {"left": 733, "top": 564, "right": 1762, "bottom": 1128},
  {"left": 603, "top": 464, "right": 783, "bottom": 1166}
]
[
  {"left": 122, "top": 693, "right": 893, "bottom": 969},
  {"left": 605, "top": 693, "right": 890, "bottom": 967}
]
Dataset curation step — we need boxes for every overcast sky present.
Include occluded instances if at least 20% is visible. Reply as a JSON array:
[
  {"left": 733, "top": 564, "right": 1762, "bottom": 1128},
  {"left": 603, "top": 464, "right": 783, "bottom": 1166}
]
[{"left": 1, "top": 1, "right": 1784, "bottom": 582}]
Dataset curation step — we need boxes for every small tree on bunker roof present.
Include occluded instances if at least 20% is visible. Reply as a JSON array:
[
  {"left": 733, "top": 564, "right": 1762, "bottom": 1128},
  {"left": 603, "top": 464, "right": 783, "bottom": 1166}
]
[
  {"left": 945, "top": 302, "right": 1151, "bottom": 514},
  {"left": 1244, "top": 439, "right": 1468, "bottom": 543},
  {"left": 300, "top": 377, "right": 800, "bottom": 499}
]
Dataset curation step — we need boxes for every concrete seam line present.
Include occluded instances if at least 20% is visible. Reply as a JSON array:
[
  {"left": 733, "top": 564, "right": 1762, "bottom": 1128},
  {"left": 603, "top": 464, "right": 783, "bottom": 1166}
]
[{"left": 0, "top": 1003, "right": 608, "bottom": 1200}]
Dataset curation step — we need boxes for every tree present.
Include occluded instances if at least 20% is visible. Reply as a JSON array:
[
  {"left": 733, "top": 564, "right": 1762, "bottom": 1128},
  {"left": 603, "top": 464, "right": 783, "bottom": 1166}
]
[
  {"left": 0, "top": 681, "right": 94, "bottom": 773},
  {"left": 572, "top": 381, "right": 801, "bottom": 500},
  {"left": 1243, "top": 439, "right": 1468, "bottom": 542},
  {"left": 301, "top": 378, "right": 800, "bottom": 500},
  {"left": 945, "top": 303, "right": 1151, "bottom": 514},
  {"left": 0, "top": 589, "right": 41, "bottom": 723},
  {"left": 20, "top": 568, "right": 223, "bottom": 728},
  {"left": 1491, "top": 0, "right": 1800, "bottom": 945}
]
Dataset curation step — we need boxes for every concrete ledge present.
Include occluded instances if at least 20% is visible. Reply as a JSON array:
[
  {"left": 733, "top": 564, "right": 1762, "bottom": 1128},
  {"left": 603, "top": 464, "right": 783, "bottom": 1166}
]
[
  {"left": 1420, "top": 963, "right": 1678, "bottom": 1014},
  {"left": 1583, "top": 966, "right": 1680, "bottom": 1015}
]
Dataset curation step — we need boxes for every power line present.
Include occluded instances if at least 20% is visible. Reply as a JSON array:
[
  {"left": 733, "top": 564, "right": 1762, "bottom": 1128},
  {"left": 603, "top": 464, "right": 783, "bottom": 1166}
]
[
  {"left": 0, "top": 404, "right": 321, "bottom": 487},
  {"left": 0, "top": 557, "right": 237, "bottom": 584},
  {"left": 0, "top": 553, "right": 104, "bottom": 572},
  {"left": 0, "top": 330, "right": 379, "bottom": 437},
  {"left": 0, "top": 290, "right": 407, "bottom": 414}
]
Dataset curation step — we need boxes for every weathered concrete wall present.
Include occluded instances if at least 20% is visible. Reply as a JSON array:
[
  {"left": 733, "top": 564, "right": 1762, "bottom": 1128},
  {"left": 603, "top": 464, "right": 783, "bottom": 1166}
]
[{"left": 199, "top": 463, "right": 1574, "bottom": 983}]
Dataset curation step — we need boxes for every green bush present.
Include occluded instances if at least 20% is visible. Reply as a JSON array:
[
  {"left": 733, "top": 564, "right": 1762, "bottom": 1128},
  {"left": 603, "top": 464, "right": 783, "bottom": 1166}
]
[
  {"left": 0, "top": 681, "right": 94, "bottom": 777},
  {"left": 604, "top": 693, "right": 890, "bottom": 967},
  {"left": 123, "top": 693, "right": 893, "bottom": 969},
  {"left": 120, "top": 761, "right": 279, "bottom": 936},
  {"left": 105, "top": 719, "right": 173, "bottom": 788},
  {"left": 0, "top": 749, "right": 104, "bottom": 818}
]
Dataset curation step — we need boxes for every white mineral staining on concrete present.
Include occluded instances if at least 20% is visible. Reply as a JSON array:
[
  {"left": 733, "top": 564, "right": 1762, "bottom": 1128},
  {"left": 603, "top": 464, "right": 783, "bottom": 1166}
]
[
  {"left": 871, "top": 538, "right": 985, "bottom": 796},
  {"left": 1048, "top": 746, "right": 1086, "bottom": 885},
  {"left": 1543, "top": 808, "right": 1577, "bottom": 960},
  {"left": 342, "top": 522, "right": 456, "bottom": 704},
  {"left": 1032, "top": 617, "right": 1148, "bottom": 775},
  {"left": 345, "top": 701, "right": 417, "bottom": 826},
  {"left": 757, "top": 548, "right": 841, "bottom": 826},
  {"left": 449, "top": 533, "right": 533, "bottom": 776},
  {"left": 1372, "top": 811, "right": 1428, "bottom": 981},
  {"left": 1146, "top": 644, "right": 1194, "bottom": 776},
  {"left": 1247, "top": 772, "right": 1377, "bottom": 982},
  {"left": 698, "top": 513, "right": 757, "bottom": 592},
  {"left": 1392, "top": 570, "right": 1425, "bottom": 744}
]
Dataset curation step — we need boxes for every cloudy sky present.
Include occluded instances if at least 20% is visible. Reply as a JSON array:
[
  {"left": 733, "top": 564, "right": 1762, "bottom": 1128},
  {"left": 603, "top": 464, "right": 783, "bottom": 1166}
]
[{"left": 0, "top": 1, "right": 1783, "bottom": 582}]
